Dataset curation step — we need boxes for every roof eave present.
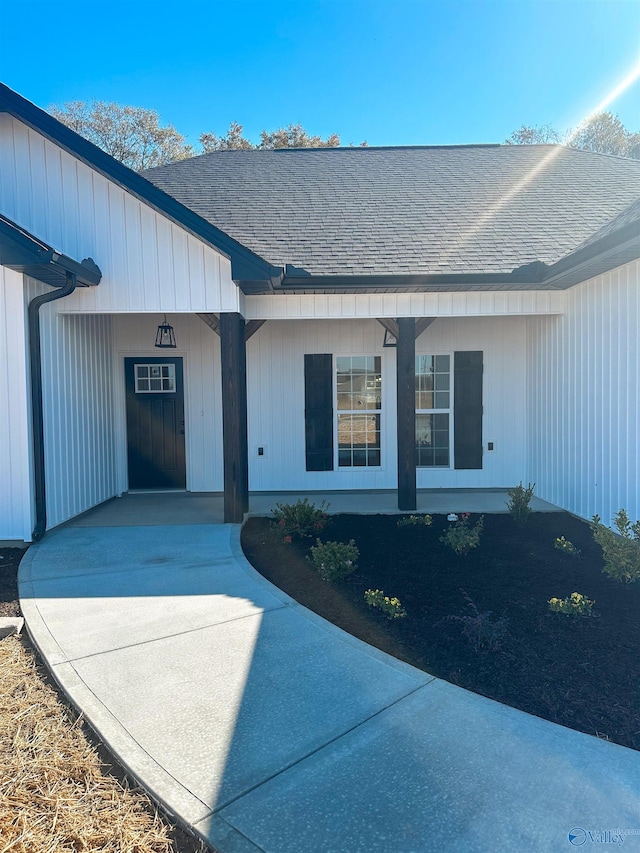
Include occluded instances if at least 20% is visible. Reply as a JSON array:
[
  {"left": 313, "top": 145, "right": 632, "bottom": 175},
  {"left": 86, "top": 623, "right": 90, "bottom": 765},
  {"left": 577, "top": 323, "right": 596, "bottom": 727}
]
[
  {"left": 0, "top": 215, "right": 102, "bottom": 287},
  {"left": 540, "top": 221, "right": 640, "bottom": 289}
]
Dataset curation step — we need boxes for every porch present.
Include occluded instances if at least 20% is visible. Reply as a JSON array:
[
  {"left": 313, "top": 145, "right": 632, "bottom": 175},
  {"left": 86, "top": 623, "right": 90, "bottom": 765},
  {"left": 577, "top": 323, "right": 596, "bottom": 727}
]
[{"left": 66, "top": 488, "right": 561, "bottom": 528}]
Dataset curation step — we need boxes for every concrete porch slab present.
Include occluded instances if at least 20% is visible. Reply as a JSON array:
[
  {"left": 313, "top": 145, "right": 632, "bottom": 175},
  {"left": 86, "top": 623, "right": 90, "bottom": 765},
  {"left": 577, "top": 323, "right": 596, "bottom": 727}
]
[{"left": 248, "top": 488, "right": 561, "bottom": 517}]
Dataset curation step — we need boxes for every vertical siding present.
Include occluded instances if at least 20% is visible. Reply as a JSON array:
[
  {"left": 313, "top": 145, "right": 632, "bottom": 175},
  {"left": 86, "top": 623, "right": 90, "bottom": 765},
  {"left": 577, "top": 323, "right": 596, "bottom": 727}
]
[
  {"left": 528, "top": 259, "right": 640, "bottom": 522},
  {"left": 113, "top": 314, "right": 224, "bottom": 492},
  {"left": 0, "top": 115, "right": 238, "bottom": 313},
  {"left": 246, "top": 316, "right": 528, "bottom": 492},
  {"left": 0, "top": 267, "right": 32, "bottom": 540},
  {"left": 244, "top": 290, "right": 565, "bottom": 320},
  {"left": 24, "top": 279, "right": 119, "bottom": 529}
]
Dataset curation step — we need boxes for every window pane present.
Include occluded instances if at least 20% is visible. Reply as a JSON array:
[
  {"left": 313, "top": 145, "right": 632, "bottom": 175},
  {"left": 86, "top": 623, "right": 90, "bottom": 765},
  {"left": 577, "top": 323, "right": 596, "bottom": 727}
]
[
  {"left": 137, "top": 366, "right": 149, "bottom": 378},
  {"left": 416, "top": 413, "right": 449, "bottom": 467},
  {"left": 435, "top": 391, "right": 449, "bottom": 408},
  {"left": 338, "top": 414, "right": 381, "bottom": 467},
  {"left": 336, "top": 358, "right": 381, "bottom": 466},
  {"left": 435, "top": 373, "right": 450, "bottom": 391},
  {"left": 150, "top": 378, "right": 161, "bottom": 391},
  {"left": 435, "top": 355, "right": 450, "bottom": 372},
  {"left": 137, "top": 379, "right": 149, "bottom": 391}
]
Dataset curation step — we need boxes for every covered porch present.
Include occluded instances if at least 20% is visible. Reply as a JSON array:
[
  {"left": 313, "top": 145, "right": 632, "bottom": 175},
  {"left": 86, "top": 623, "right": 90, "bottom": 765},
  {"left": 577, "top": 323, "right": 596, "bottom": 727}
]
[{"left": 65, "top": 488, "right": 561, "bottom": 528}]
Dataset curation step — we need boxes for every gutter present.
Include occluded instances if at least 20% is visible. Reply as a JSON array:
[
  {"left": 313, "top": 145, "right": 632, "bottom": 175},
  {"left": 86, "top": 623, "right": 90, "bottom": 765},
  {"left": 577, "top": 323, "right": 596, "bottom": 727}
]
[{"left": 27, "top": 272, "right": 76, "bottom": 541}]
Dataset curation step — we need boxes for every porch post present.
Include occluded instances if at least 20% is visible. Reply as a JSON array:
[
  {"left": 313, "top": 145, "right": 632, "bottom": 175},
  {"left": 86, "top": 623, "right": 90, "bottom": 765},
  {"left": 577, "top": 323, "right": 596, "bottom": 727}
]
[
  {"left": 220, "top": 312, "right": 249, "bottom": 523},
  {"left": 396, "top": 316, "right": 416, "bottom": 511}
]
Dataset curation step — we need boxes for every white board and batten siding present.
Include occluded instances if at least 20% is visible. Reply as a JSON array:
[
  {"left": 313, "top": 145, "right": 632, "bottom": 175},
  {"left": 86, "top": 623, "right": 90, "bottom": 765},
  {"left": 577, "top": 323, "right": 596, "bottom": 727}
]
[
  {"left": 24, "top": 279, "right": 119, "bottom": 531},
  {"left": 246, "top": 316, "right": 528, "bottom": 492},
  {"left": 244, "top": 290, "right": 565, "bottom": 321},
  {"left": 0, "top": 266, "right": 32, "bottom": 540},
  {"left": 527, "top": 259, "right": 640, "bottom": 524},
  {"left": 0, "top": 114, "right": 238, "bottom": 314}
]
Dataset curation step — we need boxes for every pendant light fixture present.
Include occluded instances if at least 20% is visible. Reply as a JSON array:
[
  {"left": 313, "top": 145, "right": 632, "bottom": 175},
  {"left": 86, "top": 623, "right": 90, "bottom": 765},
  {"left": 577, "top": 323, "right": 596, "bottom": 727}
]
[{"left": 154, "top": 315, "right": 177, "bottom": 348}]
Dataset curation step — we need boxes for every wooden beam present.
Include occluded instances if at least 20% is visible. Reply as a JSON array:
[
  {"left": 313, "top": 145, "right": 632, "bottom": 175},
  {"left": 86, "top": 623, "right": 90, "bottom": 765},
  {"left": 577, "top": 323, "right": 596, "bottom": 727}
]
[
  {"left": 396, "top": 316, "right": 417, "bottom": 511},
  {"left": 197, "top": 312, "right": 220, "bottom": 335},
  {"left": 376, "top": 318, "right": 399, "bottom": 340},
  {"left": 415, "top": 317, "right": 435, "bottom": 338},
  {"left": 220, "top": 313, "right": 249, "bottom": 523},
  {"left": 198, "top": 313, "right": 265, "bottom": 343},
  {"left": 244, "top": 319, "right": 266, "bottom": 341},
  {"left": 377, "top": 317, "right": 435, "bottom": 342}
]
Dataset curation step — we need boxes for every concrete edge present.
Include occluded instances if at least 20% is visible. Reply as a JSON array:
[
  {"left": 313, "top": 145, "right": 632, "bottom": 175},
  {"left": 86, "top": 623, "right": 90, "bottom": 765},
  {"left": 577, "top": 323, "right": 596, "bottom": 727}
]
[
  {"left": 230, "top": 523, "right": 437, "bottom": 685},
  {"left": 196, "top": 813, "right": 265, "bottom": 853},
  {"left": 0, "top": 617, "right": 24, "bottom": 638},
  {"left": 51, "top": 660, "right": 213, "bottom": 828}
]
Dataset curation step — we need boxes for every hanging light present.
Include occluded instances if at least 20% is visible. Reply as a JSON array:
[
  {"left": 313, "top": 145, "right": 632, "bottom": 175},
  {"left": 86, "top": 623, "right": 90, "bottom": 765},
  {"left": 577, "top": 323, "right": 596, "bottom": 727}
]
[
  {"left": 382, "top": 327, "right": 397, "bottom": 348},
  {"left": 155, "top": 315, "right": 177, "bottom": 348}
]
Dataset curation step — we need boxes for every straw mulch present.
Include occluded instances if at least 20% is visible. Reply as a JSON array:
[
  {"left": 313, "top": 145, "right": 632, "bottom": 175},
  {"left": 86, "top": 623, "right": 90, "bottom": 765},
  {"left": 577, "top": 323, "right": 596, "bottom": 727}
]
[{"left": 0, "top": 635, "right": 187, "bottom": 853}]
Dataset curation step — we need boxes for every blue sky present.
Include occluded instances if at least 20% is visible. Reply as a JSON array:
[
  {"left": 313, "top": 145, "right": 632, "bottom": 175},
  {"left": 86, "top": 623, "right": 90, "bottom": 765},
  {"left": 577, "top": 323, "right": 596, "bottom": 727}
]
[{"left": 1, "top": 0, "right": 638, "bottom": 147}]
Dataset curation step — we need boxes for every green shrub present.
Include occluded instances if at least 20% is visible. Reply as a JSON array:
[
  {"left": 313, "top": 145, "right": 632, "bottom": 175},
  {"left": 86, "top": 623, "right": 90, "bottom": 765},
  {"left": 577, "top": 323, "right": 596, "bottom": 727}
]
[
  {"left": 364, "top": 589, "right": 406, "bottom": 619},
  {"left": 506, "top": 482, "right": 536, "bottom": 523},
  {"left": 440, "top": 513, "right": 484, "bottom": 556},
  {"left": 591, "top": 510, "right": 640, "bottom": 583},
  {"left": 310, "top": 539, "right": 358, "bottom": 581},
  {"left": 397, "top": 514, "right": 433, "bottom": 528},
  {"left": 548, "top": 592, "right": 594, "bottom": 617},
  {"left": 554, "top": 536, "right": 581, "bottom": 558},
  {"left": 272, "top": 498, "right": 329, "bottom": 540},
  {"left": 446, "top": 590, "right": 508, "bottom": 652}
]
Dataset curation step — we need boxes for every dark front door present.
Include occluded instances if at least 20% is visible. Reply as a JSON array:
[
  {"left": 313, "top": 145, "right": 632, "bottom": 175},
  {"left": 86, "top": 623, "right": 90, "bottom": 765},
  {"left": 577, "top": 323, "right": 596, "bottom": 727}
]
[{"left": 125, "top": 357, "right": 186, "bottom": 489}]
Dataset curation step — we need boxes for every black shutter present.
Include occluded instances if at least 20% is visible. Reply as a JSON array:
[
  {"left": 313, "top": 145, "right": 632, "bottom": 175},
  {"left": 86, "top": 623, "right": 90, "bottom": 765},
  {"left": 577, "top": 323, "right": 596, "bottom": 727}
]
[
  {"left": 304, "top": 354, "right": 333, "bottom": 471},
  {"left": 454, "top": 351, "right": 483, "bottom": 469}
]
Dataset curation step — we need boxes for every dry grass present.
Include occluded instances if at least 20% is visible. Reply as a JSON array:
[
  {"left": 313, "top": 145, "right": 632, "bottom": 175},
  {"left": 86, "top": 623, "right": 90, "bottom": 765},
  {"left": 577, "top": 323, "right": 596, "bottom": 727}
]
[{"left": 0, "top": 635, "right": 193, "bottom": 853}]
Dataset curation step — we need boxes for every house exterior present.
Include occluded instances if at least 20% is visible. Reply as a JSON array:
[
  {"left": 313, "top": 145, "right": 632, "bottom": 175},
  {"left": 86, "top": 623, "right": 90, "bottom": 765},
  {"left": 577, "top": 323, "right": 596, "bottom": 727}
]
[{"left": 0, "top": 82, "right": 638, "bottom": 543}]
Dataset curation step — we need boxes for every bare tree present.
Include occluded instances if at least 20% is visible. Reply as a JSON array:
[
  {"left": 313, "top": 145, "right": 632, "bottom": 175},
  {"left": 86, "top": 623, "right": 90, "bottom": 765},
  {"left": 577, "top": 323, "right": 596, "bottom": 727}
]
[
  {"left": 49, "top": 101, "right": 195, "bottom": 170},
  {"left": 505, "top": 112, "right": 640, "bottom": 159},
  {"left": 199, "top": 121, "right": 254, "bottom": 152}
]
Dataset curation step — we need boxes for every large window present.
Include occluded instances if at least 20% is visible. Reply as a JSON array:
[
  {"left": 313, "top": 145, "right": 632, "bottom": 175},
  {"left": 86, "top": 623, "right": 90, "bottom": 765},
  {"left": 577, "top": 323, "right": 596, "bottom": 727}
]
[
  {"left": 415, "top": 354, "right": 451, "bottom": 467},
  {"left": 337, "top": 356, "right": 382, "bottom": 467}
]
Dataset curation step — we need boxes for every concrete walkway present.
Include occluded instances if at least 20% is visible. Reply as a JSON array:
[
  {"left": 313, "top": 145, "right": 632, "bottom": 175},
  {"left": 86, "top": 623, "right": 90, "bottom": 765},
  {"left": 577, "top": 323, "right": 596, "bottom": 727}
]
[{"left": 19, "top": 505, "right": 640, "bottom": 852}]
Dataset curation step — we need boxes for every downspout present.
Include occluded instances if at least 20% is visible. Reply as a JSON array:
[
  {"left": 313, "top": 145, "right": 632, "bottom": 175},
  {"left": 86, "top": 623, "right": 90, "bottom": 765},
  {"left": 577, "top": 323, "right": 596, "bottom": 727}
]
[{"left": 28, "top": 271, "right": 77, "bottom": 541}]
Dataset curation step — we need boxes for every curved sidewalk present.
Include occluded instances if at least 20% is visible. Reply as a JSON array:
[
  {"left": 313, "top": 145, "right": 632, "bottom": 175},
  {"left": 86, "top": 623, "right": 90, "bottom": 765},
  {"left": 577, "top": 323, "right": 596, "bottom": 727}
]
[{"left": 19, "top": 521, "right": 640, "bottom": 852}]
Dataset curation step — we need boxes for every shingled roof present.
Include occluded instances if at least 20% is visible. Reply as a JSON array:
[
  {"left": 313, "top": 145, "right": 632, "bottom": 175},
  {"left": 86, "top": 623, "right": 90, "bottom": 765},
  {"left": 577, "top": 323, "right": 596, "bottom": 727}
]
[{"left": 143, "top": 145, "right": 640, "bottom": 281}]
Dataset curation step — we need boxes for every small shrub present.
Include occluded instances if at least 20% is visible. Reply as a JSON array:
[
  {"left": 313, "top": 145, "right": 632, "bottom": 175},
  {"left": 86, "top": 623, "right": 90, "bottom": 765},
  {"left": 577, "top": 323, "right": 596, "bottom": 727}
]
[
  {"left": 440, "top": 513, "right": 484, "bottom": 556},
  {"left": 272, "top": 497, "right": 329, "bottom": 540},
  {"left": 364, "top": 589, "right": 406, "bottom": 619},
  {"left": 397, "top": 514, "right": 433, "bottom": 528},
  {"left": 310, "top": 539, "right": 358, "bottom": 581},
  {"left": 446, "top": 590, "right": 508, "bottom": 652},
  {"left": 591, "top": 510, "right": 640, "bottom": 583},
  {"left": 548, "top": 592, "right": 594, "bottom": 617},
  {"left": 506, "top": 482, "right": 536, "bottom": 523},
  {"left": 554, "top": 536, "right": 581, "bottom": 558}
]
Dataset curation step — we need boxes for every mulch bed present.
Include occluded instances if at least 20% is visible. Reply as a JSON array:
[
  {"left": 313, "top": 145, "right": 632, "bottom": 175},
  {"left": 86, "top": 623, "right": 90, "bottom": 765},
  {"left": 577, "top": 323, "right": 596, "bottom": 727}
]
[{"left": 242, "top": 511, "right": 640, "bottom": 752}]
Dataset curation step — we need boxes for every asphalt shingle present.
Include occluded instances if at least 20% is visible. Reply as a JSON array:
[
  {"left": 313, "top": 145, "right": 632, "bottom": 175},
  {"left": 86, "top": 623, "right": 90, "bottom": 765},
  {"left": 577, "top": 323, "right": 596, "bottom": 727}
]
[{"left": 142, "top": 145, "right": 640, "bottom": 277}]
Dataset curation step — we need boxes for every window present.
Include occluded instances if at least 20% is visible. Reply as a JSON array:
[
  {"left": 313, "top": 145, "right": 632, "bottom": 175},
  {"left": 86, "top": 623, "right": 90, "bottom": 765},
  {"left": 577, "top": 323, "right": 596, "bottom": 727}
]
[
  {"left": 134, "top": 363, "right": 176, "bottom": 393},
  {"left": 415, "top": 354, "right": 451, "bottom": 467},
  {"left": 336, "top": 356, "right": 381, "bottom": 467}
]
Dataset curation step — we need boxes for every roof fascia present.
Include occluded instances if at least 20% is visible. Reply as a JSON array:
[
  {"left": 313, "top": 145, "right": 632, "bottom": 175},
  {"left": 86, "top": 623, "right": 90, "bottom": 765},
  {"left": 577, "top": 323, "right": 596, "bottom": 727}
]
[
  {"left": 0, "top": 83, "right": 280, "bottom": 287},
  {"left": 276, "top": 271, "right": 552, "bottom": 293},
  {"left": 0, "top": 214, "right": 101, "bottom": 287},
  {"left": 540, "top": 220, "right": 640, "bottom": 288}
]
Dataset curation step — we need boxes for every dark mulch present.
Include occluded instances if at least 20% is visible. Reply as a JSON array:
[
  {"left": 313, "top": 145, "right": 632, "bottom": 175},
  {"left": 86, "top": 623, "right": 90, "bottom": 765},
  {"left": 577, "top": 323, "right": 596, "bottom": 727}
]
[
  {"left": 242, "top": 512, "right": 640, "bottom": 752},
  {"left": 0, "top": 548, "right": 24, "bottom": 617}
]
